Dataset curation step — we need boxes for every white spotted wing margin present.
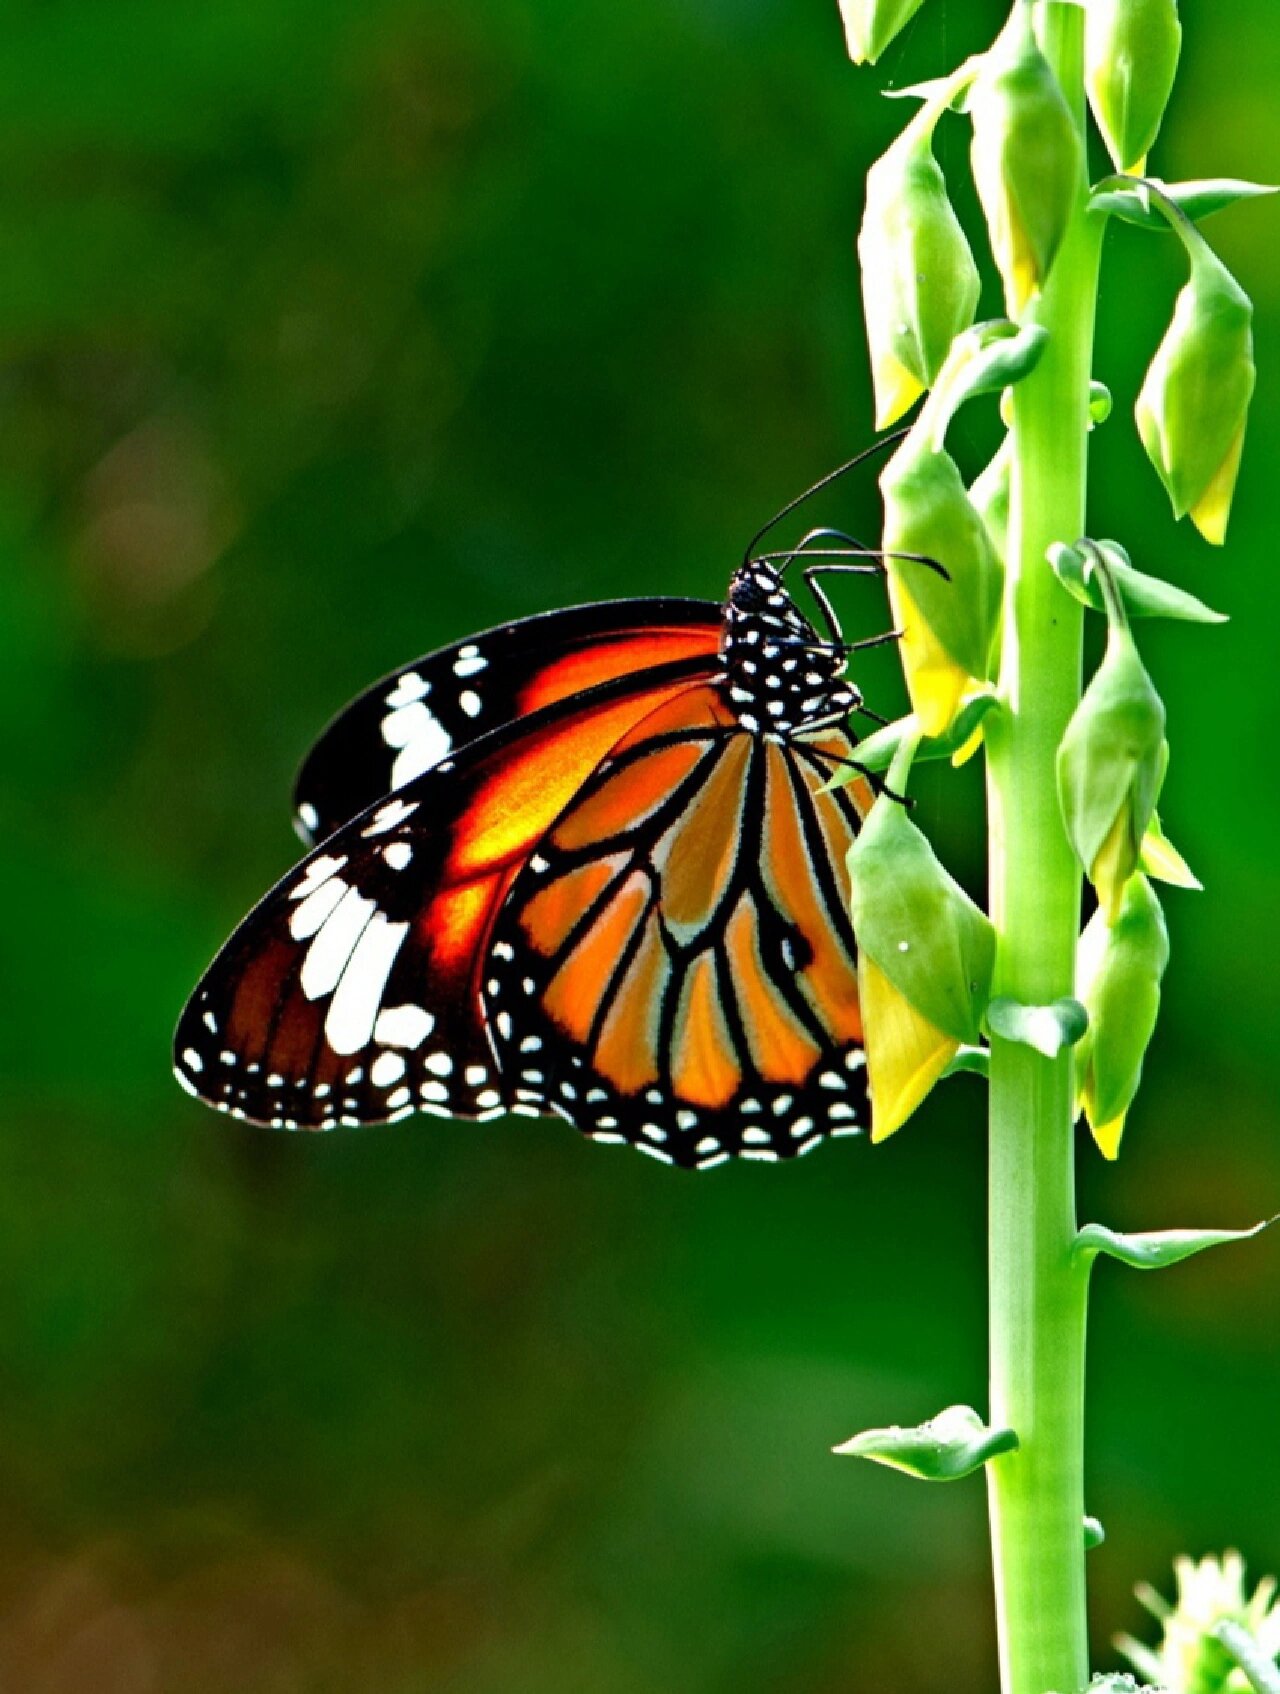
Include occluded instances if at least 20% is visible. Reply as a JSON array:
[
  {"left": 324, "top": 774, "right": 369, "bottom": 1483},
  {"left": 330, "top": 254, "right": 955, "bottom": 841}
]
[
  {"left": 174, "top": 653, "right": 725, "bottom": 1133},
  {"left": 292, "top": 597, "right": 723, "bottom": 847}
]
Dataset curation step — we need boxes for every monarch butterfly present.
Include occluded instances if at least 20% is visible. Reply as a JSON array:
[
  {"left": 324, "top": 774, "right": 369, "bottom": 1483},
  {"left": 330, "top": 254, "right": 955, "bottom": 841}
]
[{"left": 173, "top": 453, "right": 916, "bottom": 1170}]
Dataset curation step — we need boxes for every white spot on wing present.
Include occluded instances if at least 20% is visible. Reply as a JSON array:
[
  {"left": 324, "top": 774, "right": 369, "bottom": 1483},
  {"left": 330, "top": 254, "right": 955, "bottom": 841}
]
[
  {"left": 364, "top": 797, "right": 418, "bottom": 837},
  {"left": 459, "top": 690, "right": 482, "bottom": 718},
  {"left": 386, "top": 671, "right": 429, "bottom": 707},
  {"left": 288, "top": 875, "right": 348, "bottom": 940},
  {"left": 371, "top": 1051, "right": 406, "bottom": 1088},
  {"left": 289, "top": 854, "right": 348, "bottom": 899},
  {"left": 181, "top": 1047, "right": 203, "bottom": 1073},
  {"left": 324, "top": 913, "right": 410, "bottom": 1054},
  {"left": 381, "top": 700, "right": 452, "bottom": 788},
  {"left": 374, "top": 1004, "right": 434, "bottom": 1049},
  {"left": 300, "top": 886, "right": 376, "bottom": 1000},
  {"left": 381, "top": 841, "right": 413, "bottom": 871}
]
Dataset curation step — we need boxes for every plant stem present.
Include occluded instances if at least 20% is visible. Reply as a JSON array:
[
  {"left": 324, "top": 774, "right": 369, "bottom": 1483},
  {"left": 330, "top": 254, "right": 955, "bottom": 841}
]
[{"left": 983, "top": 6, "right": 1103, "bottom": 1692}]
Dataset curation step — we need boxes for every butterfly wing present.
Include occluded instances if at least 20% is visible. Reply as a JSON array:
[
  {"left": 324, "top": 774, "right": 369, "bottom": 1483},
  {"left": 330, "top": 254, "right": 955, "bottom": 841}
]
[
  {"left": 293, "top": 598, "right": 723, "bottom": 845},
  {"left": 485, "top": 689, "right": 873, "bottom": 1168},
  {"left": 174, "top": 658, "right": 720, "bottom": 1129}
]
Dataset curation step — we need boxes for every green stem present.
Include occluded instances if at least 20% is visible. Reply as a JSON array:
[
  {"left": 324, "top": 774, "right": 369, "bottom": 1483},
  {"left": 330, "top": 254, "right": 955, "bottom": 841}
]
[{"left": 983, "top": 6, "right": 1102, "bottom": 1693}]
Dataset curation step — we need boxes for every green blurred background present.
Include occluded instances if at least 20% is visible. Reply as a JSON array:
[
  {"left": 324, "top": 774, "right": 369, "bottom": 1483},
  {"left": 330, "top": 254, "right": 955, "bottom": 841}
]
[{"left": 2, "top": 0, "right": 1277, "bottom": 1688}]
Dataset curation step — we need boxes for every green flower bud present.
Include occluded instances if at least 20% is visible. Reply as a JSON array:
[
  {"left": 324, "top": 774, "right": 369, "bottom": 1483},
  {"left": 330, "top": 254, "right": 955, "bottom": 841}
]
[
  {"left": 837, "top": 0, "right": 929, "bottom": 66},
  {"left": 1057, "top": 621, "right": 1168, "bottom": 921},
  {"left": 1085, "top": 0, "right": 1182, "bottom": 174},
  {"left": 969, "top": 7, "right": 1083, "bottom": 312},
  {"left": 848, "top": 777, "right": 995, "bottom": 1142},
  {"left": 881, "top": 430, "right": 1003, "bottom": 737},
  {"left": 1135, "top": 232, "right": 1255, "bottom": 544},
  {"left": 1075, "top": 874, "right": 1169, "bottom": 1158},
  {"left": 859, "top": 90, "right": 981, "bottom": 428},
  {"left": 969, "top": 434, "right": 1013, "bottom": 561}
]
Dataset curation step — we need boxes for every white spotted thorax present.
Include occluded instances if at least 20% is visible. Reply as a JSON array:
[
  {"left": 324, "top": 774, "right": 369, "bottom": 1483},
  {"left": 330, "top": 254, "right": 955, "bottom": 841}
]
[{"left": 720, "top": 562, "right": 861, "bottom": 737}]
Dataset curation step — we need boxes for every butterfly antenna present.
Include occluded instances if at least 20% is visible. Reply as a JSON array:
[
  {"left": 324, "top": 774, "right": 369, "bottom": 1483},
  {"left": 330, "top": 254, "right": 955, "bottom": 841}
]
[{"left": 741, "top": 430, "right": 909, "bottom": 569}]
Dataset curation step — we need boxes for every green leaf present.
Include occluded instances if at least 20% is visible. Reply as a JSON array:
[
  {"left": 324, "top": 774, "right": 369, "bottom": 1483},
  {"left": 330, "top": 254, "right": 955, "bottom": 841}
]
[
  {"left": 1073, "top": 1218, "right": 1274, "bottom": 1270},
  {"left": 884, "top": 67, "right": 977, "bottom": 114},
  {"left": 941, "top": 1044, "right": 990, "bottom": 1080},
  {"left": 927, "top": 319, "right": 1049, "bottom": 442},
  {"left": 1084, "top": 1515, "right": 1107, "bottom": 1551},
  {"left": 987, "top": 996, "right": 1088, "bottom": 1058},
  {"left": 1050, "top": 539, "right": 1227, "bottom": 624},
  {"left": 833, "top": 1404, "right": 1018, "bottom": 1479},
  {"left": 1092, "top": 176, "right": 1277, "bottom": 231},
  {"left": 1216, "top": 1621, "right": 1280, "bottom": 1694},
  {"left": 835, "top": 693, "right": 1001, "bottom": 781}
]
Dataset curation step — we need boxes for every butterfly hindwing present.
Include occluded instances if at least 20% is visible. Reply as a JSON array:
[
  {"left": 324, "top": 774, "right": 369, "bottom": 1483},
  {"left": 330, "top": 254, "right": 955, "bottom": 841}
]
[
  {"left": 484, "top": 688, "right": 873, "bottom": 1168},
  {"left": 175, "top": 660, "right": 721, "bottom": 1129},
  {"left": 293, "top": 598, "right": 723, "bottom": 845}
]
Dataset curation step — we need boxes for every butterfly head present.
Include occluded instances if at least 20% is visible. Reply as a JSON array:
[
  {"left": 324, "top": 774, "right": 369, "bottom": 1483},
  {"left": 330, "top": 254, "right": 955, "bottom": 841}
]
[{"left": 721, "top": 562, "right": 861, "bottom": 737}]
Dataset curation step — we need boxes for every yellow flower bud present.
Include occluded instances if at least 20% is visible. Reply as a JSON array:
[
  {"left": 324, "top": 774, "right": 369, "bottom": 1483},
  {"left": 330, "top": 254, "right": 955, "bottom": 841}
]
[
  {"left": 1085, "top": 0, "right": 1182, "bottom": 174},
  {"left": 837, "top": 0, "right": 928, "bottom": 66},
  {"left": 858, "top": 953, "right": 959, "bottom": 1143},
  {"left": 1057, "top": 623, "right": 1168, "bottom": 922},
  {"left": 1135, "top": 235, "right": 1255, "bottom": 545},
  {"left": 859, "top": 91, "right": 981, "bottom": 428},
  {"left": 881, "top": 432, "right": 1003, "bottom": 737},
  {"left": 1076, "top": 876, "right": 1169, "bottom": 1159},
  {"left": 969, "top": 7, "right": 1083, "bottom": 312}
]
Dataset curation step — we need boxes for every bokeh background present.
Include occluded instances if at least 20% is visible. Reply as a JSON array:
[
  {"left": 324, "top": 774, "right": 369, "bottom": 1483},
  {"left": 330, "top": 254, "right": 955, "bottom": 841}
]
[{"left": 3, "top": 0, "right": 1277, "bottom": 1689}]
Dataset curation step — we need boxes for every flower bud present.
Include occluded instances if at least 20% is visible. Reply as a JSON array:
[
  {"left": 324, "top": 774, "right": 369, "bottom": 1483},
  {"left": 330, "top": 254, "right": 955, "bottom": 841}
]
[
  {"left": 1075, "top": 874, "right": 1169, "bottom": 1158},
  {"left": 969, "top": 434, "right": 1013, "bottom": 560},
  {"left": 1085, "top": 0, "right": 1182, "bottom": 174},
  {"left": 838, "top": 0, "right": 928, "bottom": 66},
  {"left": 881, "top": 432, "right": 1003, "bottom": 737},
  {"left": 969, "top": 8, "right": 1083, "bottom": 312},
  {"left": 1135, "top": 235, "right": 1255, "bottom": 544},
  {"left": 859, "top": 101, "right": 981, "bottom": 427},
  {"left": 848, "top": 782, "right": 995, "bottom": 1142},
  {"left": 1057, "top": 623, "right": 1168, "bottom": 921},
  {"left": 1118, "top": 1552, "right": 1280, "bottom": 1694}
]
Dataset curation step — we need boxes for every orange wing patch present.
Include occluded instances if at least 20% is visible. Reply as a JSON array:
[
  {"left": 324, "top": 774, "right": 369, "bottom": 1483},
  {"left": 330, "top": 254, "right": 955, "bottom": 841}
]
[
  {"left": 521, "top": 853, "right": 628, "bottom": 957},
  {"left": 669, "top": 953, "right": 741, "bottom": 1109},
  {"left": 591, "top": 920, "right": 668, "bottom": 1095},
  {"left": 517, "top": 628, "right": 721, "bottom": 717},
  {"left": 653, "top": 737, "right": 750, "bottom": 940},
  {"left": 724, "top": 899, "right": 822, "bottom": 1084},
  {"left": 554, "top": 740, "right": 711, "bottom": 852},
  {"left": 544, "top": 871, "right": 650, "bottom": 1044}
]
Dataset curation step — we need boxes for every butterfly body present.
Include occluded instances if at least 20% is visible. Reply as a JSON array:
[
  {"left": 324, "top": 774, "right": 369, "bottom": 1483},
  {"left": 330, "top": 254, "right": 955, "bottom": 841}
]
[{"left": 175, "top": 562, "right": 877, "bottom": 1169}]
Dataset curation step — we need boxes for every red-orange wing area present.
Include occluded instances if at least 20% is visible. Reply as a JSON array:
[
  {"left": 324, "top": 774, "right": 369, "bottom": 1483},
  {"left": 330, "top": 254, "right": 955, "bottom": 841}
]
[
  {"left": 293, "top": 601, "right": 723, "bottom": 844},
  {"left": 485, "top": 702, "right": 873, "bottom": 1168},
  {"left": 174, "top": 669, "right": 714, "bottom": 1132}
]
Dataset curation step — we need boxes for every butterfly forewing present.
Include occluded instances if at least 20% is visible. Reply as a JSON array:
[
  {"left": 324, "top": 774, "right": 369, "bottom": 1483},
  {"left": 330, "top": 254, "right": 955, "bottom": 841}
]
[
  {"left": 174, "top": 660, "right": 720, "bottom": 1129},
  {"left": 293, "top": 599, "right": 722, "bottom": 845}
]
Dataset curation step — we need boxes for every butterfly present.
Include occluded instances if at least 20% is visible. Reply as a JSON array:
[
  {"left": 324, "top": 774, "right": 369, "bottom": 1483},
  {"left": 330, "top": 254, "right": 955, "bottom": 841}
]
[{"left": 173, "top": 456, "right": 908, "bottom": 1170}]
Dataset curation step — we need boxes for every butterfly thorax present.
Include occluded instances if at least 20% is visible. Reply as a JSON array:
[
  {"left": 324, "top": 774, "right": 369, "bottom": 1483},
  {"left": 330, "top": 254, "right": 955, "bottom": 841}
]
[{"left": 720, "top": 563, "right": 860, "bottom": 738}]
